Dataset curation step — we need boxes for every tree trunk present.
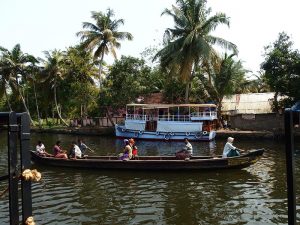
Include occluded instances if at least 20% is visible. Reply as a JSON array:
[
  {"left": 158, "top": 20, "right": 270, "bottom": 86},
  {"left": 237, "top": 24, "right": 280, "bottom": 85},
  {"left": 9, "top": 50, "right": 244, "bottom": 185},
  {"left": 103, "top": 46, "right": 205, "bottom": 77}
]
[
  {"left": 106, "top": 106, "right": 115, "bottom": 126},
  {"left": 184, "top": 64, "right": 196, "bottom": 104},
  {"left": 98, "top": 51, "right": 105, "bottom": 87},
  {"left": 273, "top": 91, "right": 279, "bottom": 112},
  {"left": 217, "top": 98, "right": 223, "bottom": 128},
  {"left": 33, "top": 81, "right": 42, "bottom": 127},
  {"left": 184, "top": 82, "right": 189, "bottom": 103},
  {"left": 17, "top": 86, "right": 35, "bottom": 125},
  {"left": 54, "top": 85, "right": 68, "bottom": 126}
]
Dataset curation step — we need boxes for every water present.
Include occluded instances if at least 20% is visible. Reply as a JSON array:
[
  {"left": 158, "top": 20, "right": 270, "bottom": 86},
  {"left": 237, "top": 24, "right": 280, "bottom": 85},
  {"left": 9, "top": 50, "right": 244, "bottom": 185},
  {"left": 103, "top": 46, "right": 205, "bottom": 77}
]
[{"left": 0, "top": 132, "right": 299, "bottom": 224}]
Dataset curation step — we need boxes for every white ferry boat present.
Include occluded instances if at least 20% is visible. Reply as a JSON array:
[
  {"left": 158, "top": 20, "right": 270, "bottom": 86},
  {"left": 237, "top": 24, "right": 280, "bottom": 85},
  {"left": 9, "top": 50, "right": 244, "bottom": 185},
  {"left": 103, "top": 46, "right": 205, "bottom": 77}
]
[{"left": 115, "top": 103, "right": 218, "bottom": 141}]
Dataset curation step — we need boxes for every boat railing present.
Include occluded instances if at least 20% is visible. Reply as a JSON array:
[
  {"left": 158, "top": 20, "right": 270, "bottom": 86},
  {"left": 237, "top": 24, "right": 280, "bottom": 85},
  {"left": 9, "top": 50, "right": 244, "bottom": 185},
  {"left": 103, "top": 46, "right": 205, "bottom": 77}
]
[
  {"left": 190, "top": 111, "right": 217, "bottom": 117},
  {"left": 158, "top": 115, "right": 191, "bottom": 121},
  {"left": 126, "top": 114, "right": 148, "bottom": 120},
  {"left": 125, "top": 111, "right": 217, "bottom": 121}
]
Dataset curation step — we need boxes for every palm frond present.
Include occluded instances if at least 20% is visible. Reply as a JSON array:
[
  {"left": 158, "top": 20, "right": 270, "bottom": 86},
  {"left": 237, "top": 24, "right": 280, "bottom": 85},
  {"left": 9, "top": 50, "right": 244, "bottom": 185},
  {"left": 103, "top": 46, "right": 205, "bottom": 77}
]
[{"left": 206, "top": 35, "right": 238, "bottom": 54}]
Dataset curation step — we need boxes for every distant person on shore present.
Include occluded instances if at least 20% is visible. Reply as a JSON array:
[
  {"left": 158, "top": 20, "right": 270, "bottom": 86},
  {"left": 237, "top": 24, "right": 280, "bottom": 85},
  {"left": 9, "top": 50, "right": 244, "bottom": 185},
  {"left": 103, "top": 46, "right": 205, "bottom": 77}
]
[
  {"left": 36, "top": 141, "right": 52, "bottom": 157},
  {"left": 53, "top": 141, "right": 68, "bottom": 159},
  {"left": 223, "top": 119, "right": 228, "bottom": 129},
  {"left": 222, "top": 137, "right": 244, "bottom": 158},
  {"left": 78, "top": 139, "right": 94, "bottom": 155},
  {"left": 68, "top": 142, "right": 82, "bottom": 159},
  {"left": 175, "top": 138, "right": 193, "bottom": 159}
]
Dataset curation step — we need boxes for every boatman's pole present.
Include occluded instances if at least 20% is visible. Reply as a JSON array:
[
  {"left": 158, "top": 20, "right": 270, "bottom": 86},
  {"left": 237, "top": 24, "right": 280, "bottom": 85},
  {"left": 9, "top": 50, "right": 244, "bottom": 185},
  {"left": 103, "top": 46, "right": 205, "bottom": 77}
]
[{"left": 284, "top": 109, "right": 296, "bottom": 225}]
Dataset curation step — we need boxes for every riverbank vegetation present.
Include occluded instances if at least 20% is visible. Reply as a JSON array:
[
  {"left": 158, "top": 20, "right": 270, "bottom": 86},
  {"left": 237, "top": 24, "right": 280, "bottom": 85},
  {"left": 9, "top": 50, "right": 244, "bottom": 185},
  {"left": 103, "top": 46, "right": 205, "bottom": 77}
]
[{"left": 1, "top": 0, "right": 299, "bottom": 127}]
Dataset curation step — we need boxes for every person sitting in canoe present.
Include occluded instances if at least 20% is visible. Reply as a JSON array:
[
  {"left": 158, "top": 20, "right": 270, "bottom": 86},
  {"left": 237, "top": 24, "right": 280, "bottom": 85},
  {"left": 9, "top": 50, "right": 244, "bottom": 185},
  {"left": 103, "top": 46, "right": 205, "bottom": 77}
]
[
  {"left": 175, "top": 138, "right": 193, "bottom": 159},
  {"left": 222, "top": 137, "right": 244, "bottom": 157},
  {"left": 53, "top": 141, "right": 68, "bottom": 159},
  {"left": 129, "top": 138, "right": 138, "bottom": 158},
  {"left": 36, "top": 140, "right": 53, "bottom": 157},
  {"left": 78, "top": 139, "right": 94, "bottom": 156},
  {"left": 68, "top": 142, "right": 82, "bottom": 159},
  {"left": 119, "top": 139, "right": 133, "bottom": 160}
]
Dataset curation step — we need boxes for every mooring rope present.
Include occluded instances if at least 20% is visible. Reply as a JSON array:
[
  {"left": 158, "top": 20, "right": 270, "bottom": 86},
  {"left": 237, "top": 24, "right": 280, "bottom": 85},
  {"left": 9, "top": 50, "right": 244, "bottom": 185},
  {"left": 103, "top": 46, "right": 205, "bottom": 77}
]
[
  {"left": 0, "top": 186, "right": 9, "bottom": 198},
  {"left": 25, "top": 216, "right": 35, "bottom": 225},
  {"left": 0, "top": 169, "right": 41, "bottom": 198}
]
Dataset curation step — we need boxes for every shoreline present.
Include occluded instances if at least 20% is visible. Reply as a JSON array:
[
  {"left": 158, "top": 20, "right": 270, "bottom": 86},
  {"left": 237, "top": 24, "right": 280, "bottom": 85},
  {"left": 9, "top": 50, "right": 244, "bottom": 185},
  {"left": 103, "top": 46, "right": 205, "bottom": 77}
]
[{"left": 30, "top": 127, "right": 291, "bottom": 140}]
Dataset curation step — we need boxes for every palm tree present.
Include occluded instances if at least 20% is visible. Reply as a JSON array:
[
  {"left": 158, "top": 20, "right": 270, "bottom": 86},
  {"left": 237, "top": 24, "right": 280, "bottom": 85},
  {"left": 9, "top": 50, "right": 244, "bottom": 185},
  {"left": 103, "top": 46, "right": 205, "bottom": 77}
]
[
  {"left": 154, "top": 0, "right": 237, "bottom": 103},
  {"left": 64, "top": 45, "right": 98, "bottom": 117},
  {"left": 200, "top": 53, "right": 247, "bottom": 124},
  {"left": 0, "top": 59, "right": 13, "bottom": 111},
  {"left": 42, "top": 50, "right": 68, "bottom": 126},
  {"left": 77, "top": 8, "right": 133, "bottom": 85},
  {"left": 26, "top": 65, "right": 43, "bottom": 127},
  {"left": 245, "top": 71, "right": 270, "bottom": 93},
  {"left": 0, "top": 44, "right": 37, "bottom": 124}
]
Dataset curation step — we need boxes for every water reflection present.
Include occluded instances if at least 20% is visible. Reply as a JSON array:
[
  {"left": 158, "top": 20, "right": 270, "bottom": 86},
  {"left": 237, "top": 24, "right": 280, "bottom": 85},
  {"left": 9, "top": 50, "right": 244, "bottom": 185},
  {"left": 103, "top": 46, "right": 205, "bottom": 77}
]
[{"left": 0, "top": 133, "right": 299, "bottom": 224}]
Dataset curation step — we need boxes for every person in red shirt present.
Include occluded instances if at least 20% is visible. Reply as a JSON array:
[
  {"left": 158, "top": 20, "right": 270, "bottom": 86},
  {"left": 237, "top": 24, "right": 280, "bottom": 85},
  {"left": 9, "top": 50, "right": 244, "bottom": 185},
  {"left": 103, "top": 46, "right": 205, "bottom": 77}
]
[
  {"left": 53, "top": 141, "right": 68, "bottom": 159},
  {"left": 129, "top": 138, "right": 138, "bottom": 158}
]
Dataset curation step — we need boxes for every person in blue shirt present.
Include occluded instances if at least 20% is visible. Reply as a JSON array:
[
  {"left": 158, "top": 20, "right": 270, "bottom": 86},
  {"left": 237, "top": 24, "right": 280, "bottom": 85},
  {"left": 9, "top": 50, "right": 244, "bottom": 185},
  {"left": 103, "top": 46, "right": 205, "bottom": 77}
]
[{"left": 78, "top": 139, "right": 94, "bottom": 155}]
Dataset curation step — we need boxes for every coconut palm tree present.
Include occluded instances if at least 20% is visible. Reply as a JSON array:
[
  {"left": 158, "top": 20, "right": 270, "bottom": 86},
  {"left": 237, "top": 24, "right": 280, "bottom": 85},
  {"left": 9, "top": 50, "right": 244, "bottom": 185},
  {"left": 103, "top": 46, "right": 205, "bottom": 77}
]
[
  {"left": 154, "top": 0, "right": 237, "bottom": 103},
  {"left": 0, "top": 59, "right": 13, "bottom": 111},
  {"left": 0, "top": 44, "right": 37, "bottom": 124},
  {"left": 199, "top": 53, "right": 247, "bottom": 124},
  {"left": 25, "top": 65, "right": 43, "bottom": 127},
  {"left": 42, "top": 50, "right": 68, "bottom": 126},
  {"left": 245, "top": 71, "right": 270, "bottom": 93},
  {"left": 77, "top": 8, "right": 133, "bottom": 85}
]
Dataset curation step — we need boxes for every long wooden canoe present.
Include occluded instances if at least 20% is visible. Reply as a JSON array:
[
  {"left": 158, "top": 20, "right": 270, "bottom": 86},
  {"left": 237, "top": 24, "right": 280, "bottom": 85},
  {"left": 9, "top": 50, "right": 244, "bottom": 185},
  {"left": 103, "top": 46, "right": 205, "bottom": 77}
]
[{"left": 30, "top": 149, "right": 264, "bottom": 171}]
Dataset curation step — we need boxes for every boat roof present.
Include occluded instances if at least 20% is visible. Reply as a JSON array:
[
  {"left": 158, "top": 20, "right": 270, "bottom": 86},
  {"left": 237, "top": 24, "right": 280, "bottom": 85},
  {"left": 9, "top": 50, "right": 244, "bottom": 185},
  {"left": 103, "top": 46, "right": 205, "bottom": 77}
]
[{"left": 127, "top": 103, "right": 217, "bottom": 108}]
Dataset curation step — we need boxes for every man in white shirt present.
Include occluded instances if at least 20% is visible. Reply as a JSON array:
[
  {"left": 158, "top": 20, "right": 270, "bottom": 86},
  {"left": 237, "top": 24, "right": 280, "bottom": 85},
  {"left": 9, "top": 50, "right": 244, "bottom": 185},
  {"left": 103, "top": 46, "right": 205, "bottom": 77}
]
[
  {"left": 69, "top": 142, "right": 82, "bottom": 159},
  {"left": 176, "top": 138, "right": 193, "bottom": 159},
  {"left": 36, "top": 141, "right": 52, "bottom": 157},
  {"left": 222, "top": 137, "right": 241, "bottom": 158},
  {"left": 183, "top": 138, "right": 193, "bottom": 156}
]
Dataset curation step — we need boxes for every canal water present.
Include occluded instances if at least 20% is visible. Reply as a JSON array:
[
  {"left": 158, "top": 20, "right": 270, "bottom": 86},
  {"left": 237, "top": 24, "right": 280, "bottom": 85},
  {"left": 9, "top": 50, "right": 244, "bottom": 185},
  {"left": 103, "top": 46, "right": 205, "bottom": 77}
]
[{"left": 0, "top": 132, "right": 299, "bottom": 224}]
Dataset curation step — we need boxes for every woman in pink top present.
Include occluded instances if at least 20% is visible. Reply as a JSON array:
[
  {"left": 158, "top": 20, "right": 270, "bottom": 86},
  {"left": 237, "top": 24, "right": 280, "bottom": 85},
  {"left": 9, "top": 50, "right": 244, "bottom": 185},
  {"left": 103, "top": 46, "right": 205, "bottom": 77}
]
[{"left": 53, "top": 141, "right": 68, "bottom": 159}]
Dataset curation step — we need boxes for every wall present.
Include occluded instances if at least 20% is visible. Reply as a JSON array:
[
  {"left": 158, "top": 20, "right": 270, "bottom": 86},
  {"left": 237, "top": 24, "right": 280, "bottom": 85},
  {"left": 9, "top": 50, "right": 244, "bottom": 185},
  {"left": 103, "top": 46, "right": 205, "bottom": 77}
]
[{"left": 230, "top": 113, "right": 284, "bottom": 131}]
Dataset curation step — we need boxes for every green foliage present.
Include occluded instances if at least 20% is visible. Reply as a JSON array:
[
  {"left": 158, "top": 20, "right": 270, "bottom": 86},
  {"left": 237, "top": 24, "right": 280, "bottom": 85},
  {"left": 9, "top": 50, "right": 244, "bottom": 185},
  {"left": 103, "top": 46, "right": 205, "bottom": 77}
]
[
  {"left": 196, "top": 53, "right": 247, "bottom": 117},
  {"left": 242, "top": 71, "right": 270, "bottom": 93},
  {"left": 154, "top": 0, "right": 237, "bottom": 102},
  {"left": 77, "top": 9, "right": 133, "bottom": 83},
  {"left": 64, "top": 45, "right": 97, "bottom": 84},
  {"left": 100, "top": 56, "right": 157, "bottom": 109},
  {"left": 262, "top": 32, "right": 300, "bottom": 109},
  {"left": 0, "top": 96, "right": 8, "bottom": 111},
  {"left": 161, "top": 71, "right": 186, "bottom": 103}
]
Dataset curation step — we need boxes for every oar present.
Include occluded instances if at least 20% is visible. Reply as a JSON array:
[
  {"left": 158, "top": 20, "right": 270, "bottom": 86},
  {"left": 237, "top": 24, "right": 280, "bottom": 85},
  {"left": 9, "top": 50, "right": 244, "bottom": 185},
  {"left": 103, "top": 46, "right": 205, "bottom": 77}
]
[{"left": 87, "top": 147, "right": 95, "bottom": 153}]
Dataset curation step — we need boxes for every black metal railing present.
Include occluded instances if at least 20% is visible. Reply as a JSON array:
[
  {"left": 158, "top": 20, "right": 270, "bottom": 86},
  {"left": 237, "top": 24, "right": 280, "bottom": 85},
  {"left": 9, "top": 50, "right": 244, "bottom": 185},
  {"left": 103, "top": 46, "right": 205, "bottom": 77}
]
[
  {"left": 0, "top": 112, "right": 32, "bottom": 225},
  {"left": 284, "top": 105, "right": 298, "bottom": 225}
]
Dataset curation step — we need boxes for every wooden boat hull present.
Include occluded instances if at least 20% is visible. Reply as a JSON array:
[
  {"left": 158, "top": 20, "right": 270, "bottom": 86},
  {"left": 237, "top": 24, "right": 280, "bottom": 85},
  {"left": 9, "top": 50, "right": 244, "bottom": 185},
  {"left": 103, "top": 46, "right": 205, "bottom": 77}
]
[
  {"left": 115, "top": 125, "right": 216, "bottom": 141},
  {"left": 30, "top": 149, "right": 264, "bottom": 171}
]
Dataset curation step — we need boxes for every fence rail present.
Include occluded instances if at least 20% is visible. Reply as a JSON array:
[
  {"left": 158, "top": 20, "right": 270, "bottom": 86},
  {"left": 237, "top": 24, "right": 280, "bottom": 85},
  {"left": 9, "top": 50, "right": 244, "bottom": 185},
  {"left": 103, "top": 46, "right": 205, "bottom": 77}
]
[
  {"left": 70, "top": 117, "right": 124, "bottom": 127},
  {"left": 126, "top": 112, "right": 217, "bottom": 122}
]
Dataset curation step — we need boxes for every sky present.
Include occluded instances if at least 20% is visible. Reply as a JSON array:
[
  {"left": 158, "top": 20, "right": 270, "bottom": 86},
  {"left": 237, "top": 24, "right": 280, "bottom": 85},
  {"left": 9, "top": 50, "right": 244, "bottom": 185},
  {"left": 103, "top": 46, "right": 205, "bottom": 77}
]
[{"left": 1, "top": 0, "right": 300, "bottom": 76}]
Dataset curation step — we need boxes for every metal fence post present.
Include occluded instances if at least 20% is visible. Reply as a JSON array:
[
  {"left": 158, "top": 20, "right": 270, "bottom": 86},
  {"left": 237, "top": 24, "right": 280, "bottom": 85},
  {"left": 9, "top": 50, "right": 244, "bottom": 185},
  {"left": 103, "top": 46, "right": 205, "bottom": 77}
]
[
  {"left": 8, "top": 112, "right": 19, "bottom": 225},
  {"left": 18, "top": 113, "right": 32, "bottom": 223},
  {"left": 284, "top": 109, "right": 296, "bottom": 225}
]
